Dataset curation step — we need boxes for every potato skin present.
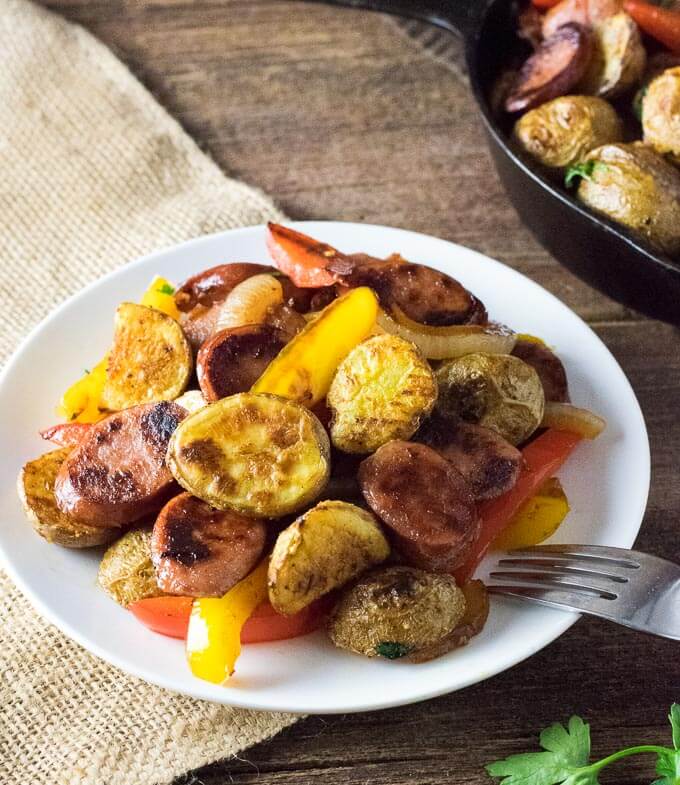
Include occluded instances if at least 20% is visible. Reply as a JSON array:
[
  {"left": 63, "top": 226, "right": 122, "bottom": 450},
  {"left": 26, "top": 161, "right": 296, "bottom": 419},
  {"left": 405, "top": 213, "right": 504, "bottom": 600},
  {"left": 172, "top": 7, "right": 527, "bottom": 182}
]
[
  {"left": 579, "top": 13, "right": 646, "bottom": 99},
  {"left": 436, "top": 353, "right": 545, "bottom": 446},
  {"left": 643, "top": 67, "right": 680, "bottom": 164},
  {"left": 513, "top": 96, "right": 623, "bottom": 170},
  {"left": 101, "top": 302, "right": 193, "bottom": 411},
  {"left": 328, "top": 334, "right": 437, "bottom": 454},
  {"left": 576, "top": 143, "right": 680, "bottom": 255},
  {"left": 98, "top": 528, "right": 164, "bottom": 606},
  {"left": 268, "top": 500, "right": 390, "bottom": 615},
  {"left": 18, "top": 448, "right": 118, "bottom": 548},
  {"left": 327, "top": 566, "right": 467, "bottom": 659},
  {"left": 167, "top": 392, "right": 331, "bottom": 517}
]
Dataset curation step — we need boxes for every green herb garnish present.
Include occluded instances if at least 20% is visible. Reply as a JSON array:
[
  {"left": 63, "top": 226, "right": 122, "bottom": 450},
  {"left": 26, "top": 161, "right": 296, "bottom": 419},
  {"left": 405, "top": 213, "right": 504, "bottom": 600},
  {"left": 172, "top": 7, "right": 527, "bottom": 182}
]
[
  {"left": 633, "top": 86, "right": 648, "bottom": 122},
  {"left": 83, "top": 368, "right": 90, "bottom": 375},
  {"left": 486, "top": 704, "right": 680, "bottom": 785},
  {"left": 156, "top": 282, "right": 175, "bottom": 295},
  {"left": 565, "top": 161, "right": 608, "bottom": 188},
  {"left": 375, "top": 641, "right": 411, "bottom": 659}
]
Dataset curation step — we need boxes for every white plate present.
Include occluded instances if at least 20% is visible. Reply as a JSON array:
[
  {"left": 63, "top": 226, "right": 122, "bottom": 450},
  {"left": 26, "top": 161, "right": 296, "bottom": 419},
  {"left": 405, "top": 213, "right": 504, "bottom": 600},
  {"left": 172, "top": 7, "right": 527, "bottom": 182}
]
[{"left": 0, "top": 222, "right": 649, "bottom": 714}]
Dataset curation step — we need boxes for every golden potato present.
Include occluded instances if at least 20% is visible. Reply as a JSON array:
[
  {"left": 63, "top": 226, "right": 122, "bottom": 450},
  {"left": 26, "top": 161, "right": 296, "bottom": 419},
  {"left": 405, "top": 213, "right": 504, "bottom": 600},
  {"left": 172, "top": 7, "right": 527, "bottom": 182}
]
[
  {"left": 643, "top": 67, "right": 680, "bottom": 164},
  {"left": 101, "top": 302, "right": 192, "bottom": 411},
  {"left": 18, "top": 448, "right": 117, "bottom": 548},
  {"left": 436, "top": 353, "right": 545, "bottom": 445},
  {"left": 327, "top": 334, "right": 437, "bottom": 454},
  {"left": 579, "top": 12, "right": 646, "bottom": 99},
  {"left": 174, "top": 389, "right": 208, "bottom": 414},
  {"left": 167, "top": 392, "right": 330, "bottom": 517},
  {"left": 268, "top": 500, "right": 390, "bottom": 615},
  {"left": 576, "top": 143, "right": 680, "bottom": 255},
  {"left": 513, "top": 96, "right": 623, "bottom": 170},
  {"left": 98, "top": 528, "right": 164, "bottom": 606},
  {"left": 327, "top": 566, "right": 467, "bottom": 659}
]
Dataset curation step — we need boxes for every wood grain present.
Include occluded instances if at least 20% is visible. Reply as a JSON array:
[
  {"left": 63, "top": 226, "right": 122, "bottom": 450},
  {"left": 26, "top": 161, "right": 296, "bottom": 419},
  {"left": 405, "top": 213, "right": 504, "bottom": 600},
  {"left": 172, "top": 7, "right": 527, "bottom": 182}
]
[{"left": 36, "top": 2, "right": 680, "bottom": 783}]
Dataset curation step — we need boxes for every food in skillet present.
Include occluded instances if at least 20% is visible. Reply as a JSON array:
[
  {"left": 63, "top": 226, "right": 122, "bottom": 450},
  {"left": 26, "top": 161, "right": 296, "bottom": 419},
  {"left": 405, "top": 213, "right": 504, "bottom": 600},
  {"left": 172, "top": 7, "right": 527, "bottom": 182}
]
[
  {"left": 19, "top": 225, "right": 606, "bottom": 685},
  {"left": 506, "top": 0, "right": 680, "bottom": 255}
]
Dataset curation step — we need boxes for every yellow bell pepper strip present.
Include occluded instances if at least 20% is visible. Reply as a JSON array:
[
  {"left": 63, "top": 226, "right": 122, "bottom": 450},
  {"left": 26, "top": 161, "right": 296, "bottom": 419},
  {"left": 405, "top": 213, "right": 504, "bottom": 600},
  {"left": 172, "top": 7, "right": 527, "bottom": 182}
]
[
  {"left": 186, "top": 559, "right": 269, "bottom": 684},
  {"left": 492, "top": 477, "right": 570, "bottom": 551},
  {"left": 139, "top": 275, "right": 180, "bottom": 320},
  {"left": 251, "top": 286, "right": 378, "bottom": 406},
  {"left": 56, "top": 276, "right": 179, "bottom": 422},
  {"left": 57, "top": 356, "right": 109, "bottom": 423}
]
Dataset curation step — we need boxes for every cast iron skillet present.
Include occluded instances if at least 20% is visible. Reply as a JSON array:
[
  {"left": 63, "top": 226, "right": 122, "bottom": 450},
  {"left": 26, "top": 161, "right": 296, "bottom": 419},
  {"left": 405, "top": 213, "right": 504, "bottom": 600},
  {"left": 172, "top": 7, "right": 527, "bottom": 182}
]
[{"left": 304, "top": 0, "right": 680, "bottom": 324}]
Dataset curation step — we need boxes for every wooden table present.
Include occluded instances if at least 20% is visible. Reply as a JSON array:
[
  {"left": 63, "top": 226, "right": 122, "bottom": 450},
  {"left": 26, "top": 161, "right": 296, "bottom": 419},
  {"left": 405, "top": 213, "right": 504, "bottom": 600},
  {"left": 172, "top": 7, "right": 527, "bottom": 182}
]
[{"left": 41, "top": 2, "right": 680, "bottom": 783}]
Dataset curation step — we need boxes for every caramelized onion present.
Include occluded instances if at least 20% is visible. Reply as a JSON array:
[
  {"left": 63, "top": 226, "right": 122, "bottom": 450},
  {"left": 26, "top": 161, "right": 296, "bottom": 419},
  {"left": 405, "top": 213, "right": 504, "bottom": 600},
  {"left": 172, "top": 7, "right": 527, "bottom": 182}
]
[
  {"left": 215, "top": 274, "right": 283, "bottom": 332},
  {"left": 541, "top": 401, "right": 606, "bottom": 439},
  {"left": 377, "top": 306, "right": 516, "bottom": 359}
]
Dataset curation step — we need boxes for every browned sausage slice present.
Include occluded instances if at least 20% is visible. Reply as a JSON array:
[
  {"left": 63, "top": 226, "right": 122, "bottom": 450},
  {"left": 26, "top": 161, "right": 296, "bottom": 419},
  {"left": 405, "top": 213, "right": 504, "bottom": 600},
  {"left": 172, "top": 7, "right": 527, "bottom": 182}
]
[
  {"left": 512, "top": 339, "right": 570, "bottom": 402},
  {"left": 416, "top": 415, "right": 522, "bottom": 501},
  {"left": 196, "top": 324, "right": 289, "bottom": 402},
  {"left": 343, "top": 261, "right": 487, "bottom": 327},
  {"left": 358, "top": 441, "right": 479, "bottom": 573},
  {"left": 505, "top": 24, "right": 594, "bottom": 113},
  {"left": 54, "top": 401, "right": 186, "bottom": 527},
  {"left": 151, "top": 492, "right": 266, "bottom": 596},
  {"left": 175, "top": 263, "right": 272, "bottom": 350}
]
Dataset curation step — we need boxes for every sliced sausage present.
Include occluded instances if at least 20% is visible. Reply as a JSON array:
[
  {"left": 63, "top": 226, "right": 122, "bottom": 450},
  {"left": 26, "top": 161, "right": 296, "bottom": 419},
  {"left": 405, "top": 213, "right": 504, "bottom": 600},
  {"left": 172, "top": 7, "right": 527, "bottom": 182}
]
[
  {"left": 505, "top": 23, "right": 594, "bottom": 113},
  {"left": 151, "top": 492, "right": 266, "bottom": 596},
  {"left": 358, "top": 440, "right": 479, "bottom": 573},
  {"left": 175, "top": 263, "right": 271, "bottom": 350},
  {"left": 196, "top": 324, "right": 288, "bottom": 402},
  {"left": 512, "top": 339, "right": 570, "bottom": 403},
  {"left": 416, "top": 415, "right": 522, "bottom": 501},
  {"left": 342, "top": 261, "right": 486, "bottom": 327},
  {"left": 54, "top": 401, "right": 186, "bottom": 527}
]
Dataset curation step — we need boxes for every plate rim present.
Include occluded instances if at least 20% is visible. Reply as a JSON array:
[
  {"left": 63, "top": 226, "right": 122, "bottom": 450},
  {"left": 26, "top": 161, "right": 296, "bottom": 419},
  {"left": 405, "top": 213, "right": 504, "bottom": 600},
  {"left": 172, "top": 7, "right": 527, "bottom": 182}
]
[{"left": 0, "top": 220, "right": 651, "bottom": 713}]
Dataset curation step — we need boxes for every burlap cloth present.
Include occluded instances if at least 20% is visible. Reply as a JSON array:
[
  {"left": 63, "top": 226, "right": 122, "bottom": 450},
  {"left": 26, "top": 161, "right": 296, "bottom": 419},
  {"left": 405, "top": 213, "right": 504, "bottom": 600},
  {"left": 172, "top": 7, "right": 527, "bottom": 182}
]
[{"left": 0, "top": 1, "right": 301, "bottom": 783}]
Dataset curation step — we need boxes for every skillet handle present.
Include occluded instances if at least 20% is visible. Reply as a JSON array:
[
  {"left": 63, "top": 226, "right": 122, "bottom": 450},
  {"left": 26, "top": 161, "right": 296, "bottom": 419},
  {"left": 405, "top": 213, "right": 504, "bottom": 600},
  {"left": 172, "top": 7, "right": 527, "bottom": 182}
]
[{"left": 299, "top": 0, "right": 483, "bottom": 39}]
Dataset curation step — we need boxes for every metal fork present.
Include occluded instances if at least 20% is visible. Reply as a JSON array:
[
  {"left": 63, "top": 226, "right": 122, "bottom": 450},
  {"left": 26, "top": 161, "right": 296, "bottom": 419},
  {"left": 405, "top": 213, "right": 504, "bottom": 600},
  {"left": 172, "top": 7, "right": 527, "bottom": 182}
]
[{"left": 487, "top": 544, "right": 680, "bottom": 640}]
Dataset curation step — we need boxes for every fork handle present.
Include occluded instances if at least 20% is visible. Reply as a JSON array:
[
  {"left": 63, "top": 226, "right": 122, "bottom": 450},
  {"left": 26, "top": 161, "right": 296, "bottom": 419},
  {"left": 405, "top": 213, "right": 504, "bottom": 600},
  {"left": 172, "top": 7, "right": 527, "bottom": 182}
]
[{"left": 298, "top": 0, "right": 484, "bottom": 39}]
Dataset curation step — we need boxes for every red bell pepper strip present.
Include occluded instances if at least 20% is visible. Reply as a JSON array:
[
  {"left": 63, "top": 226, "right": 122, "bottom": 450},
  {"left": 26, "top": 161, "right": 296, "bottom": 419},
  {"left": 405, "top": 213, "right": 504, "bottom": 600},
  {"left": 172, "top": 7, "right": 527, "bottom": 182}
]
[
  {"left": 624, "top": 0, "right": 680, "bottom": 53},
  {"left": 454, "top": 429, "right": 582, "bottom": 583},
  {"left": 40, "top": 421, "right": 94, "bottom": 447},
  {"left": 532, "top": 0, "right": 562, "bottom": 8},
  {"left": 129, "top": 595, "right": 330, "bottom": 642},
  {"left": 266, "top": 222, "right": 344, "bottom": 288}
]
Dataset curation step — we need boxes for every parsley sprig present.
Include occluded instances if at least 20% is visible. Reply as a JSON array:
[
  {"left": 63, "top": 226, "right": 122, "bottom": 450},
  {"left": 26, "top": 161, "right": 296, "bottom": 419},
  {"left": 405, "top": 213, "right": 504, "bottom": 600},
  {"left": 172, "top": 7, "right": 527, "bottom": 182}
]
[
  {"left": 486, "top": 705, "right": 680, "bottom": 785},
  {"left": 564, "top": 161, "right": 608, "bottom": 188}
]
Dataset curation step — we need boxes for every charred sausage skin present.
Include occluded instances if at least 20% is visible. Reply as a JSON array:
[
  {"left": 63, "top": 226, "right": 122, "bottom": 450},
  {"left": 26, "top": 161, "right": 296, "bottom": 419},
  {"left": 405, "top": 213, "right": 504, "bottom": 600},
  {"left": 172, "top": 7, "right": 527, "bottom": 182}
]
[
  {"left": 417, "top": 415, "right": 522, "bottom": 501},
  {"left": 54, "top": 401, "right": 186, "bottom": 527},
  {"left": 196, "top": 324, "right": 289, "bottom": 402},
  {"left": 343, "top": 261, "right": 487, "bottom": 326},
  {"left": 358, "top": 440, "right": 479, "bottom": 573},
  {"left": 151, "top": 492, "right": 266, "bottom": 597},
  {"left": 512, "top": 339, "right": 570, "bottom": 403}
]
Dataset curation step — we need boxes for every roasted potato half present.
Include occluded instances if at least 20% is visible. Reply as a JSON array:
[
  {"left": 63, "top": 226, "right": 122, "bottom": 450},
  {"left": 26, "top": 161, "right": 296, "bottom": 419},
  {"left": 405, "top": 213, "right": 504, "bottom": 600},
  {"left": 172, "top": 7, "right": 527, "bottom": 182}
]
[
  {"left": 174, "top": 389, "right": 208, "bottom": 414},
  {"left": 167, "top": 392, "right": 330, "bottom": 517},
  {"left": 268, "top": 500, "right": 390, "bottom": 615},
  {"left": 328, "top": 334, "right": 437, "bottom": 454},
  {"left": 576, "top": 143, "right": 680, "bottom": 255},
  {"left": 327, "top": 566, "right": 467, "bottom": 660},
  {"left": 101, "top": 302, "right": 192, "bottom": 411},
  {"left": 436, "top": 353, "right": 545, "bottom": 446},
  {"left": 513, "top": 96, "right": 623, "bottom": 170},
  {"left": 643, "top": 66, "right": 680, "bottom": 164},
  {"left": 18, "top": 448, "right": 117, "bottom": 548},
  {"left": 98, "top": 528, "right": 164, "bottom": 606}
]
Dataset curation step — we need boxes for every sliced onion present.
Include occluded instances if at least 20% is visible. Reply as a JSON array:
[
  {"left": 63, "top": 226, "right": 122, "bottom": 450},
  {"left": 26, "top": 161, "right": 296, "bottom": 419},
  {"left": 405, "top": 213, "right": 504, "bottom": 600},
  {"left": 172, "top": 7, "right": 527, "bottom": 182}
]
[
  {"left": 541, "top": 402, "right": 606, "bottom": 440},
  {"left": 376, "top": 306, "right": 516, "bottom": 359},
  {"left": 215, "top": 274, "right": 283, "bottom": 332}
]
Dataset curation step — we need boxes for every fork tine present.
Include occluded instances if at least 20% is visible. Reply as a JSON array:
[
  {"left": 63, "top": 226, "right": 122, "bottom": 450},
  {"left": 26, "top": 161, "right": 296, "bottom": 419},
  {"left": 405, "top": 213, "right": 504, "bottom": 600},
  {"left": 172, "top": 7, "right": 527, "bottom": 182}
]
[
  {"left": 488, "top": 570, "right": 619, "bottom": 598},
  {"left": 495, "top": 558, "right": 631, "bottom": 583},
  {"left": 486, "top": 583, "right": 618, "bottom": 616},
  {"left": 503, "top": 544, "right": 641, "bottom": 569}
]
